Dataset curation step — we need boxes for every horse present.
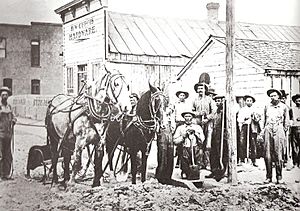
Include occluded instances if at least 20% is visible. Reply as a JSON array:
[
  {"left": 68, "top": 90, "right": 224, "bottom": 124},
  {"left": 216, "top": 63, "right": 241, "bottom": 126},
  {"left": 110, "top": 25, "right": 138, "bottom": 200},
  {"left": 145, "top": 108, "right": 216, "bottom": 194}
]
[
  {"left": 105, "top": 83, "right": 165, "bottom": 184},
  {"left": 45, "top": 69, "right": 132, "bottom": 187}
]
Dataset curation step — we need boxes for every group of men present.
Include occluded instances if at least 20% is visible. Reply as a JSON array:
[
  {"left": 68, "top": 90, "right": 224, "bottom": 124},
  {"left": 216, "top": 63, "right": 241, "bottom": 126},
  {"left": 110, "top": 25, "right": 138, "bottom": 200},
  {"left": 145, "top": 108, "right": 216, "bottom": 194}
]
[{"left": 171, "top": 82, "right": 300, "bottom": 184}]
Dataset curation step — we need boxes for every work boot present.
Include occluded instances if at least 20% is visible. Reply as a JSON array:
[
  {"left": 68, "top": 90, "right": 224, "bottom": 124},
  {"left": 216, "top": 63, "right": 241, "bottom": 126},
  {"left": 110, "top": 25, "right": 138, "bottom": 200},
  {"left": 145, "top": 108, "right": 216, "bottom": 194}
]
[{"left": 264, "top": 178, "right": 272, "bottom": 184}]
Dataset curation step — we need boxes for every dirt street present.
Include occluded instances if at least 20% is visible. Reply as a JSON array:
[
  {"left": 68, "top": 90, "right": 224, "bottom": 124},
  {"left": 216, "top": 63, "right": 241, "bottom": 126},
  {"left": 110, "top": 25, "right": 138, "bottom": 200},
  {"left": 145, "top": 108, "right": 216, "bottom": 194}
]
[{"left": 0, "top": 118, "right": 299, "bottom": 211}]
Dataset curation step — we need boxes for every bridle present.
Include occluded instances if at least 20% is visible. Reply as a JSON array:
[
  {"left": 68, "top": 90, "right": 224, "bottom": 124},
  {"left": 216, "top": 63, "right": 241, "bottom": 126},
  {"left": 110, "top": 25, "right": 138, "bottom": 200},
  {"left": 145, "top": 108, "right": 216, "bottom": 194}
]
[
  {"left": 135, "top": 90, "right": 166, "bottom": 132},
  {"left": 94, "top": 70, "right": 127, "bottom": 105}
]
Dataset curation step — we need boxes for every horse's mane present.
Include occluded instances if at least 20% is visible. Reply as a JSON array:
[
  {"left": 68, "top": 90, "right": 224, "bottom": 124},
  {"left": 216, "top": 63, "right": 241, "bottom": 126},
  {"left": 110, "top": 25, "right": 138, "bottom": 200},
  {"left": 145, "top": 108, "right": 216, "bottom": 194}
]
[{"left": 136, "top": 90, "right": 152, "bottom": 118}]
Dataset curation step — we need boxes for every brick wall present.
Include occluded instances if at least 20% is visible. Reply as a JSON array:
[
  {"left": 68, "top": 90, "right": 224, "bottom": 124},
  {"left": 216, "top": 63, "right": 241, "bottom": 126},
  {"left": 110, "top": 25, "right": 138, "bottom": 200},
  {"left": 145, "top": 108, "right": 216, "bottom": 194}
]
[{"left": 0, "top": 22, "right": 63, "bottom": 95}]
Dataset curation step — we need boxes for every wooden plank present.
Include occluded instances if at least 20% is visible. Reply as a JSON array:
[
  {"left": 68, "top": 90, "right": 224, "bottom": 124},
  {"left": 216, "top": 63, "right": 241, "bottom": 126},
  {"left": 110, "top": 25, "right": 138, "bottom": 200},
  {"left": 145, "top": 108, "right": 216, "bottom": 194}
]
[
  {"left": 146, "top": 18, "right": 180, "bottom": 56},
  {"left": 178, "top": 19, "right": 203, "bottom": 48},
  {"left": 225, "top": 0, "right": 237, "bottom": 184},
  {"left": 111, "top": 13, "right": 144, "bottom": 55},
  {"left": 155, "top": 18, "right": 191, "bottom": 57},
  {"left": 166, "top": 18, "right": 195, "bottom": 55},
  {"left": 133, "top": 16, "right": 167, "bottom": 56},
  {"left": 122, "top": 14, "right": 156, "bottom": 55},
  {"left": 108, "top": 16, "right": 131, "bottom": 54}
]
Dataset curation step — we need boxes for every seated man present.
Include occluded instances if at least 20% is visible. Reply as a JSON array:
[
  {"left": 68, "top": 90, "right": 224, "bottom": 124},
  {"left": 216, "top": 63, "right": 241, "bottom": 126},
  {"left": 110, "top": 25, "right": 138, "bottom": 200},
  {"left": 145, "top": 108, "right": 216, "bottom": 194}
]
[{"left": 173, "top": 111, "right": 205, "bottom": 179}]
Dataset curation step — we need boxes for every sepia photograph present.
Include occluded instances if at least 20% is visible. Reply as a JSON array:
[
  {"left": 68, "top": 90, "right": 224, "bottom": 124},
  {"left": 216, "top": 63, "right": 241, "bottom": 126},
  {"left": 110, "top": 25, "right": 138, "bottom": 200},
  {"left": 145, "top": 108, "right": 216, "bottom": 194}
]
[{"left": 0, "top": 0, "right": 299, "bottom": 210}]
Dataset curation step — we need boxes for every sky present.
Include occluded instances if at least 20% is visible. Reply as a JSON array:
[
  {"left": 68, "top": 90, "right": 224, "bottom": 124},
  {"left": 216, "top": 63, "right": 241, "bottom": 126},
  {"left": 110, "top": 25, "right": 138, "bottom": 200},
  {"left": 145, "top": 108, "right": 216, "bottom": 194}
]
[{"left": 0, "top": 0, "right": 299, "bottom": 26}]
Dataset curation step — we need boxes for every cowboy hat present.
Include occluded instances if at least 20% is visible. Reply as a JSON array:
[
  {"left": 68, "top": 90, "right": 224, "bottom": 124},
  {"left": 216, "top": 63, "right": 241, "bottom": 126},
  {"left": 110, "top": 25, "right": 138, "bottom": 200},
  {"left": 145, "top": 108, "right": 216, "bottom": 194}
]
[
  {"left": 207, "top": 88, "right": 217, "bottom": 96},
  {"left": 194, "top": 82, "right": 208, "bottom": 93},
  {"left": 243, "top": 95, "right": 256, "bottom": 103},
  {"left": 175, "top": 91, "right": 189, "bottom": 99},
  {"left": 267, "top": 89, "right": 282, "bottom": 98},
  {"left": 280, "top": 90, "right": 289, "bottom": 98},
  {"left": 292, "top": 94, "right": 300, "bottom": 103},
  {"left": 213, "top": 95, "right": 225, "bottom": 100},
  {"left": 129, "top": 93, "right": 139, "bottom": 100},
  {"left": 0, "top": 86, "right": 12, "bottom": 96},
  {"left": 181, "top": 111, "right": 196, "bottom": 118}
]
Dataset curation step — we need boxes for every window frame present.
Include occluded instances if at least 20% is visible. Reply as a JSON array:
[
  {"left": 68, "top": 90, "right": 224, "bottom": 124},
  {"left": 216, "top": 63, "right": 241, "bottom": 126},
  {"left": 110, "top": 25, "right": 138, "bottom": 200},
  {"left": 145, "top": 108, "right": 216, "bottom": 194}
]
[
  {"left": 31, "top": 39, "right": 40, "bottom": 67},
  {"left": 31, "top": 79, "right": 40, "bottom": 94},
  {"left": 0, "top": 37, "right": 6, "bottom": 58}
]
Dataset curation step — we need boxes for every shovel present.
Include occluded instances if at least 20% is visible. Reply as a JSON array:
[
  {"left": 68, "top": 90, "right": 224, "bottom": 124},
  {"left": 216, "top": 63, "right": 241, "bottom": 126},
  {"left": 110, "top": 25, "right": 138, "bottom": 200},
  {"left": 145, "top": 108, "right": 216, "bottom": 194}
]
[{"left": 187, "top": 136, "right": 200, "bottom": 180}]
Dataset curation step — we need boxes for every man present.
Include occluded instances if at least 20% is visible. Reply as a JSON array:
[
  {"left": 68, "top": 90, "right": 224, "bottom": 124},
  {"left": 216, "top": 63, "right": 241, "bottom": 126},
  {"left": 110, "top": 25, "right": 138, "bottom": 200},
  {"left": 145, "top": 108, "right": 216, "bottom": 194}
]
[
  {"left": 173, "top": 90, "right": 190, "bottom": 168},
  {"left": 174, "top": 90, "right": 190, "bottom": 127},
  {"left": 291, "top": 94, "right": 300, "bottom": 167},
  {"left": 237, "top": 95, "right": 261, "bottom": 166},
  {"left": 206, "top": 95, "right": 228, "bottom": 181},
  {"left": 207, "top": 88, "right": 217, "bottom": 99},
  {"left": 129, "top": 93, "right": 139, "bottom": 115},
  {"left": 280, "top": 90, "right": 292, "bottom": 167},
  {"left": 235, "top": 95, "right": 245, "bottom": 164},
  {"left": 192, "top": 82, "right": 217, "bottom": 169},
  {"left": 0, "top": 86, "right": 16, "bottom": 180},
  {"left": 173, "top": 111, "right": 205, "bottom": 179},
  {"left": 263, "top": 89, "right": 289, "bottom": 184}
]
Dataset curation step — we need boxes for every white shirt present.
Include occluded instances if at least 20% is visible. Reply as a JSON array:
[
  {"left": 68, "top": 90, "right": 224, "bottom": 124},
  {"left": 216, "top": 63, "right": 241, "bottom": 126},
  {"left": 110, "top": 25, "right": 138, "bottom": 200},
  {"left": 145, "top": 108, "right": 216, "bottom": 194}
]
[{"left": 173, "top": 123, "right": 205, "bottom": 147}]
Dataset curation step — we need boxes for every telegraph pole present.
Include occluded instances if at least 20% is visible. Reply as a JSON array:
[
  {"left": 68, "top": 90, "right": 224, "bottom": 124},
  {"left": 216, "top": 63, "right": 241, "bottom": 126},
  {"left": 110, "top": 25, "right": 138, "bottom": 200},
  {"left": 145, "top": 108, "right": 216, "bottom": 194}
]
[{"left": 225, "top": 0, "right": 237, "bottom": 184}]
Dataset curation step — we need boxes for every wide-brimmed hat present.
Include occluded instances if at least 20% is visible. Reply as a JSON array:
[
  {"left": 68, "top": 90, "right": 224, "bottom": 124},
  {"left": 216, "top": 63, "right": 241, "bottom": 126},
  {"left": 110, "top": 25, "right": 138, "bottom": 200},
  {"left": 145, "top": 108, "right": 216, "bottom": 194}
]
[
  {"left": 213, "top": 95, "right": 225, "bottom": 100},
  {"left": 194, "top": 82, "right": 208, "bottom": 93},
  {"left": 292, "top": 94, "right": 300, "bottom": 103},
  {"left": 175, "top": 91, "right": 189, "bottom": 99},
  {"left": 129, "top": 93, "right": 139, "bottom": 100},
  {"left": 207, "top": 88, "right": 217, "bottom": 96},
  {"left": 0, "top": 86, "right": 12, "bottom": 96},
  {"left": 243, "top": 95, "right": 256, "bottom": 103},
  {"left": 280, "top": 90, "right": 289, "bottom": 98},
  {"left": 181, "top": 111, "right": 196, "bottom": 118},
  {"left": 267, "top": 89, "right": 282, "bottom": 98}
]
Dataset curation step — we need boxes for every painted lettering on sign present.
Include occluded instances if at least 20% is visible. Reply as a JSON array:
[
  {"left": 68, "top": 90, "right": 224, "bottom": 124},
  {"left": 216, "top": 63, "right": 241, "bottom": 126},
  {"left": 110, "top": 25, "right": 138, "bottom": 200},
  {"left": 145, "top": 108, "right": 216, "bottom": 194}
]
[{"left": 69, "top": 18, "right": 96, "bottom": 41}]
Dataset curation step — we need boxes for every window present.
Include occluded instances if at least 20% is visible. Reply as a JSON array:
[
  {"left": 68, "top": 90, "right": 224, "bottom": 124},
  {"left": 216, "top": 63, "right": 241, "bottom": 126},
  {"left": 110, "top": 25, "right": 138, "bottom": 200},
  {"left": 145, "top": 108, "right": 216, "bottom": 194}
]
[
  {"left": 3, "top": 78, "right": 12, "bottom": 94},
  {"left": 66, "top": 67, "right": 74, "bottom": 94},
  {"left": 77, "top": 64, "right": 87, "bottom": 93},
  {"left": 0, "top": 37, "right": 6, "bottom": 58},
  {"left": 31, "top": 79, "right": 40, "bottom": 94},
  {"left": 31, "top": 40, "right": 40, "bottom": 67},
  {"left": 92, "top": 62, "right": 101, "bottom": 81}
]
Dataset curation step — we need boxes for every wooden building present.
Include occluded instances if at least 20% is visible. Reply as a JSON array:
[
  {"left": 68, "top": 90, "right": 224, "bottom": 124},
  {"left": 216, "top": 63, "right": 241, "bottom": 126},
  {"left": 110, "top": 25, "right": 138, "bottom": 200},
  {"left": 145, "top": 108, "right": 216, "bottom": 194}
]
[
  {"left": 176, "top": 35, "right": 300, "bottom": 108},
  {"left": 55, "top": 0, "right": 300, "bottom": 100}
]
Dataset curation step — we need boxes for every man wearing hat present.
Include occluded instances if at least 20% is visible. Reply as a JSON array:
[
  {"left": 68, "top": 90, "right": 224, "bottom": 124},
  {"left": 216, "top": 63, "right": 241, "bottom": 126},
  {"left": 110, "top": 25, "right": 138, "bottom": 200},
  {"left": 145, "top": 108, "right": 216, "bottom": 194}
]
[
  {"left": 0, "top": 86, "right": 16, "bottom": 180},
  {"left": 173, "top": 90, "right": 190, "bottom": 168},
  {"left": 206, "top": 95, "right": 228, "bottom": 181},
  {"left": 262, "top": 89, "right": 289, "bottom": 184},
  {"left": 279, "top": 90, "right": 293, "bottom": 167},
  {"left": 129, "top": 93, "right": 139, "bottom": 115},
  {"left": 173, "top": 111, "right": 205, "bottom": 179},
  {"left": 237, "top": 95, "right": 261, "bottom": 167},
  {"left": 192, "top": 82, "right": 217, "bottom": 169},
  {"left": 207, "top": 88, "right": 217, "bottom": 99},
  {"left": 174, "top": 90, "right": 190, "bottom": 127},
  {"left": 290, "top": 94, "right": 300, "bottom": 167}
]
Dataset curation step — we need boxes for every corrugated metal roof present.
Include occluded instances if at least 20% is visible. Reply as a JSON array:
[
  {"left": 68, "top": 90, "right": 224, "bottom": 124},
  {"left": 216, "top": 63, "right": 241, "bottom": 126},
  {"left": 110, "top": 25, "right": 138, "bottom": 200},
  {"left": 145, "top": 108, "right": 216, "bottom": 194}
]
[{"left": 108, "top": 11, "right": 300, "bottom": 57}]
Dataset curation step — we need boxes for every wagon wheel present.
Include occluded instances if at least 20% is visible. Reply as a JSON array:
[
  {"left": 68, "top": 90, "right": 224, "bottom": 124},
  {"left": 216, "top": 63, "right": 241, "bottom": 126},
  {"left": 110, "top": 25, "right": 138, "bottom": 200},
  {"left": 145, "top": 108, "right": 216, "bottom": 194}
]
[{"left": 112, "top": 145, "right": 130, "bottom": 182}]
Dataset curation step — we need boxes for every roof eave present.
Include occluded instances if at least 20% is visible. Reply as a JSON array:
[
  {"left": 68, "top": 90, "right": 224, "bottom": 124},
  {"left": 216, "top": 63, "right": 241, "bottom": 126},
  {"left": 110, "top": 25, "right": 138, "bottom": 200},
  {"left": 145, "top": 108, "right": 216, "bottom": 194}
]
[{"left": 55, "top": 0, "right": 83, "bottom": 14}]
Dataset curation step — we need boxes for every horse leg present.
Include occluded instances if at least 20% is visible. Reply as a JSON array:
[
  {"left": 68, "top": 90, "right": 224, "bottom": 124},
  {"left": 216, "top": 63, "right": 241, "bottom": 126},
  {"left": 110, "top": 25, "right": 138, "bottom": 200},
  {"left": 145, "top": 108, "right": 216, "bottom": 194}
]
[
  {"left": 50, "top": 141, "right": 59, "bottom": 184},
  {"left": 141, "top": 151, "right": 148, "bottom": 183},
  {"left": 92, "top": 144, "right": 104, "bottom": 187},
  {"left": 130, "top": 151, "right": 137, "bottom": 184},
  {"left": 70, "top": 144, "right": 83, "bottom": 183}
]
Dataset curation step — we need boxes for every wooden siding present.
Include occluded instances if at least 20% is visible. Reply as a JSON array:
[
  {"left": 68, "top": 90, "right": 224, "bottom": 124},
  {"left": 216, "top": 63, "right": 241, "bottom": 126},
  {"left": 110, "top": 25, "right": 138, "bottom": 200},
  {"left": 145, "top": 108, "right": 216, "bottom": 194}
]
[
  {"left": 175, "top": 40, "right": 268, "bottom": 108},
  {"left": 64, "top": 9, "right": 105, "bottom": 64}
]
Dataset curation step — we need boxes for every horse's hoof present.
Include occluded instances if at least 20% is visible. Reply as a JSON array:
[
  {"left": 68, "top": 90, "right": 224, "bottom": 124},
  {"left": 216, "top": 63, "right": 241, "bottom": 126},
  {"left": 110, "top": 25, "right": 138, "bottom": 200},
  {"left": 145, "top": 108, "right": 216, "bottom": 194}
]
[{"left": 92, "top": 182, "right": 100, "bottom": 187}]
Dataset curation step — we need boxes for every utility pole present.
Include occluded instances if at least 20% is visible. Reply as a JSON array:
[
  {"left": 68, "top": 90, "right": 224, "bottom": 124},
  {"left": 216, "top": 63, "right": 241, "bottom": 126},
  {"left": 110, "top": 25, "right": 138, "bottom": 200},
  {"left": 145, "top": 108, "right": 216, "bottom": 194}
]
[{"left": 225, "top": 0, "right": 237, "bottom": 184}]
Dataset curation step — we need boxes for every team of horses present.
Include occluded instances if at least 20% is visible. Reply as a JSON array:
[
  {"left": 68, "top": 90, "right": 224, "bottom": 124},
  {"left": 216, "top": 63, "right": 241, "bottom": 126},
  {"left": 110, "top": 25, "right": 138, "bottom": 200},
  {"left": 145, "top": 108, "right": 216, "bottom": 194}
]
[{"left": 44, "top": 68, "right": 166, "bottom": 187}]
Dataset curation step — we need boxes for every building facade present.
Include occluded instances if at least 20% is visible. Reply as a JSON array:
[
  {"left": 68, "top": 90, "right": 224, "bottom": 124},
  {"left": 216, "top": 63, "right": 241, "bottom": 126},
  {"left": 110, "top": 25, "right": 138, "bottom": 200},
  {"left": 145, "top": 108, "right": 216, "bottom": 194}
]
[
  {"left": 55, "top": 0, "right": 300, "bottom": 102},
  {"left": 0, "top": 22, "right": 63, "bottom": 95},
  {"left": 176, "top": 36, "right": 300, "bottom": 108}
]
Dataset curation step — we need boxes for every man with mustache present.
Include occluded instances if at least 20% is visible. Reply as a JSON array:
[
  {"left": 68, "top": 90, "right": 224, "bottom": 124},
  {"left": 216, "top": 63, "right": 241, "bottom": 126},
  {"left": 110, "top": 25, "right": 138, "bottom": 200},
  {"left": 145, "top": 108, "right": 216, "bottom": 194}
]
[{"left": 263, "top": 89, "right": 289, "bottom": 184}]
